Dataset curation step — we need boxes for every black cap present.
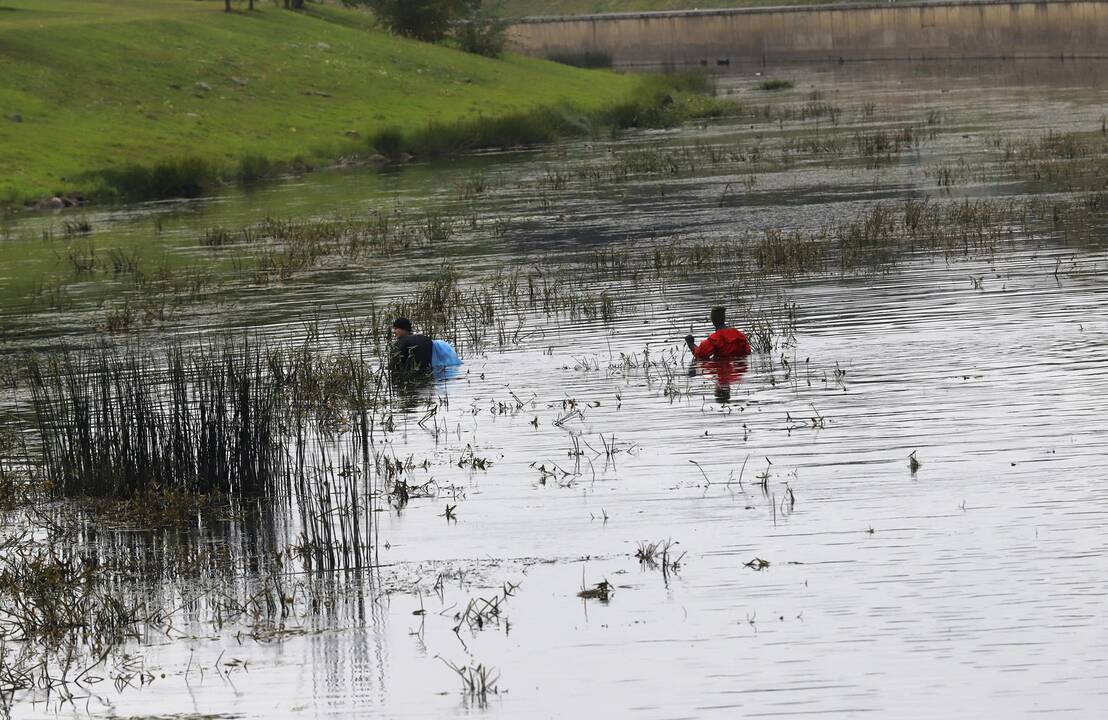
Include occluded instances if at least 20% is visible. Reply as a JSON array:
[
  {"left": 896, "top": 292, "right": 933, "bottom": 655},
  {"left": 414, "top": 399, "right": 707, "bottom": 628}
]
[{"left": 392, "top": 317, "right": 412, "bottom": 332}]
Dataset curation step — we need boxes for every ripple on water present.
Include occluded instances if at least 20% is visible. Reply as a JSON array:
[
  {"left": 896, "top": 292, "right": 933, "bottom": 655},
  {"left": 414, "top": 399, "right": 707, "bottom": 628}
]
[{"left": 5, "top": 61, "right": 1108, "bottom": 719}]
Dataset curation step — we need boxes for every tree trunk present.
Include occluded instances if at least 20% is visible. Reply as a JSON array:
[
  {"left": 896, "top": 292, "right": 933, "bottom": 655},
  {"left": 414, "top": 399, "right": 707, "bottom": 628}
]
[
  {"left": 224, "top": 0, "right": 231, "bottom": 11},
  {"left": 248, "top": 0, "right": 254, "bottom": 9}
]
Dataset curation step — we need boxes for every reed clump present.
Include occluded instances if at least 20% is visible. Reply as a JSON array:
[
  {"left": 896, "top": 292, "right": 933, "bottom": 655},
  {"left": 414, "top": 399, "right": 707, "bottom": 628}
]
[
  {"left": 92, "top": 157, "right": 220, "bottom": 202},
  {"left": 329, "top": 193, "right": 1047, "bottom": 359},
  {"left": 0, "top": 530, "right": 152, "bottom": 706},
  {"left": 22, "top": 336, "right": 388, "bottom": 569},
  {"left": 28, "top": 342, "right": 285, "bottom": 498},
  {"left": 1002, "top": 129, "right": 1108, "bottom": 189},
  {"left": 439, "top": 657, "right": 499, "bottom": 706},
  {"left": 853, "top": 126, "right": 918, "bottom": 166},
  {"left": 83, "top": 485, "right": 234, "bottom": 528},
  {"left": 782, "top": 133, "right": 847, "bottom": 157},
  {"left": 756, "top": 228, "right": 826, "bottom": 276},
  {"left": 749, "top": 101, "right": 842, "bottom": 123},
  {"left": 369, "top": 73, "right": 734, "bottom": 160},
  {"left": 635, "top": 538, "right": 685, "bottom": 576},
  {"left": 546, "top": 50, "right": 614, "bottom": 69},
  {"left": 757, "top": 78, "right": 794, "bottom": 91},
  {"left": 0, "top": 538, "right": 147, "bottom": 653},
  {"left": 0, "top": 457, "right": 37, "bottom": 513}
]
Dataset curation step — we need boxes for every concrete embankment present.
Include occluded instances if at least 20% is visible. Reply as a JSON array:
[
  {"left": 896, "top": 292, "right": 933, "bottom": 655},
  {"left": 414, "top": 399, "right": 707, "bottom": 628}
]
[{"left": 507, "top": 0, "right": 1108, "bottom": 67}]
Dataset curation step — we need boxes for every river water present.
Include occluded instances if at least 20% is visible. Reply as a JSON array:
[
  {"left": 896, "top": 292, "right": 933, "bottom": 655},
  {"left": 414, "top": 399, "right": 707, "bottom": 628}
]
[{"left": 2, "top": 60, "right": 1107, "bottom": 718}]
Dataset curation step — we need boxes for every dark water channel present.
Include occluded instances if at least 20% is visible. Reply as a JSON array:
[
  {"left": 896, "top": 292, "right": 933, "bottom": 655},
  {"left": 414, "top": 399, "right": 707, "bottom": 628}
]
[{"left": 2, "top": 61, "right": 1108, "bottom": 718}]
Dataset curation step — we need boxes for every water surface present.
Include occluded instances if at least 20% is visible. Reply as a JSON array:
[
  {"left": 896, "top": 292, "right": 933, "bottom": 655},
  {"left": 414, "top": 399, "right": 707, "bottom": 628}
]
[{"left": 2, "top": 60, "right": 1108, "bottom": 719}]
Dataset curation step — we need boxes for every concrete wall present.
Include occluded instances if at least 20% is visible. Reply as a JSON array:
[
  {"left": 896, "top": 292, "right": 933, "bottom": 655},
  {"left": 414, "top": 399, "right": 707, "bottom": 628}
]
[{"left": 507, "top": 1, "right": 1108, "bottom": 67}]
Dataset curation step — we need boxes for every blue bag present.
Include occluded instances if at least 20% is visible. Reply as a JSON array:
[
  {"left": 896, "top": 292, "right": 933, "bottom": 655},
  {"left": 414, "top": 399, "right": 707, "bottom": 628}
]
[{"left": 432, "top": 339, "right": 463, "bottom": 368}]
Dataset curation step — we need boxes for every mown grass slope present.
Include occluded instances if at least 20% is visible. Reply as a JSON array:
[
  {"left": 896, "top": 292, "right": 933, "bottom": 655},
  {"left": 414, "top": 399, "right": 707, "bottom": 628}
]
[{"left": 0, "top": 0, "right": 640, "bottom": 204}]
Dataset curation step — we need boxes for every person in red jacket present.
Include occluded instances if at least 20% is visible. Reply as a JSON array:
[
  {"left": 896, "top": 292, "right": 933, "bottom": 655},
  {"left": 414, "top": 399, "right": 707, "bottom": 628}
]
[{"left": 684, "top": 306, "right": 752, "bottom": 359}]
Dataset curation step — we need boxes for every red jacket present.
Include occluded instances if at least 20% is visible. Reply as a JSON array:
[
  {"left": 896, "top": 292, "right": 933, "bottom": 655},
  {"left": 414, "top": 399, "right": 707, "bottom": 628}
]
[{"left": 693, "top": 327, "right": 751, "bottom": 359}]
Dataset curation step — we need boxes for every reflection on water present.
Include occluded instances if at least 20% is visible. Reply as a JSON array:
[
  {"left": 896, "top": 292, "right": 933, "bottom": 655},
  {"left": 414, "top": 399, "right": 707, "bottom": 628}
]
[
  {"left": 3, "top": 60, "right": 1108, "bottom": 718},
  {"left": 691, "top": 358, "right": 748, "bottom": 404}
]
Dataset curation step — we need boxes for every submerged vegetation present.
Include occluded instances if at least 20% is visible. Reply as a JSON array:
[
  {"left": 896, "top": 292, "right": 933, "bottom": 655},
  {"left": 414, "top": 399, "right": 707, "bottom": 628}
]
[
  {"left": 369, "top": 72, "right": 731, "bottom": 161},
  {"left": 29, "top": 344, "right": 288, "bottom": 498},
  {"left": 757, "top": 78, "right": 794, "bottom": 91},
  {"left": 1000, "top": 128, "right": 1108, "bottom": 190},
  {"left": 1, "top": 56, "right": 1107, "bottom": 718}
]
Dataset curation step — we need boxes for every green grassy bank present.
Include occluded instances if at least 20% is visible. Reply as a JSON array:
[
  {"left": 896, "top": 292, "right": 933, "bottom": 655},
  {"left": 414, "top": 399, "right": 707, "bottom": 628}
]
[
  {"left": 0, "top": 0, "right": 667, "bottom": 206},
  {"left": 497, "top": 0, "right": 843, "bottom": 18}
]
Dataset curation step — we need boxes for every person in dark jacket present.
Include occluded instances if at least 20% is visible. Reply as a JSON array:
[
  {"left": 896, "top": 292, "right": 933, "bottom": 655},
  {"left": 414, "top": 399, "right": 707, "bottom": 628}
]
[
  {"left": 684, "top": 306, "right": 752, "bottom": 359},
  {"left": 391, "top": 317, "right": 433, "bottom": 373}
]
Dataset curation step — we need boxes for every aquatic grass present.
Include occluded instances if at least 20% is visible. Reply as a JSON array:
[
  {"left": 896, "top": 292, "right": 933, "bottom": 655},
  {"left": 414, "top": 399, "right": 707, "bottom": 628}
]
[
  {"left": 105, "top": 247, "right": 141, "bottom": 275},
  {"left": 635, "top": 538, "right": 685, "bottom": 578},
  {"left": 369, "top": 73, "right": 733, "bottom": 160},
  {"left": 421, "top": 213, "right": 456, "bottom": 244},
  {"left": 14, "top": 185, "right": 1083, "bottom": 390},
  {"left": 781, "top": 133, "right": 847, "bottom": 156},
  {"left": 852, "top": 126, "right": 918, "bottom": 167},
  {"left": 0, "top": 531, "right": 153, "bottom": 702},
  {"left": 91, "top": 157, "right": 220, "bottom": 203},
  {"left": 757, "top": 78, "right": 794, "bottom": 91},
  {"left": 1001, "top": 128, "right": 1108, "bottom": 190},
  {"left": 83, "top": 485, "right": 234, "bottom": 529},
  {"left": 101, "top": 302, "right": 137, "bottom": 333},
  {"left": 0, "top": 455, "right": 37, "bottom": 513},
  {"left": 63, "top": 240, "right": 97, "bottom": 275},
  {"left": 27, "top": 342, "right": 285, "bottom": 498},
  {"left": 438, "top": 657, "right": 499, "bottom": 705},
  {"left": 61, "top": 219, "right": 92, "bottom": 238},
  {"left": 235, "top": 154, "right": 279, "bottom": 187},
  {"left": 200, "top": 227, "right": 238, "bottom": 247},
  {"left": 926, "top": 161, "right": 960, "bottom": 187},
  {"left": 749, "top": 101, "right": 842, "bottom": 123},
  {"left": 744, "top": 557, "right": 770, "bottom": 571},
  {"left": 908, "top": 451, "right": 921, "bottom": 475},
  {"left": 22, "top": 335, "right": 388, "bottom": 562},
  {"left": 17, "top": 189, "right": 1058, "bottom": 382},
  {"left": 330, "top": 194, "right": 1044, "bottom": 358},
  {"left": 568, "top": 141, "right": 763, "bottom": 187},
  {"left": 0, "top": 539, "right": 148, "bottom": 652},
  {"left": 546, "top": 50, "right": 614, "bottom": 69},
  {"left": 456, "top": 173, "right": 489, "bottom": 200},
  {"left": 741, "top": 300, "right": 798, "bottom": 353},
  {"left": 23, "top": 109, "right": 1069, "bottom": 334},
  {"left": 0, "top": 515, "right": 351, "bottom": 705},
  {"left": 452, "top": 581, "right": 518, "bottom": 634},
  {"left": 755, "top": 228, "right": 825, "bottom": 276},
  {"left": 577, "top": 578, "right": 613, "bottom": 602},
  {"left": 372, "top": 107, "right": 588, "bottom": 159},
  {"left": 287, "top": 432, "right": 379, "bottom": 571}
]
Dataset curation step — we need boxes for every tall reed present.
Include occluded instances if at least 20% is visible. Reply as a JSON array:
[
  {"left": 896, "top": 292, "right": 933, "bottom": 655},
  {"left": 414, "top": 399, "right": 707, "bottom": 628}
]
[{"left": 28, "top": 342, "right": 283, "bottom": 498}]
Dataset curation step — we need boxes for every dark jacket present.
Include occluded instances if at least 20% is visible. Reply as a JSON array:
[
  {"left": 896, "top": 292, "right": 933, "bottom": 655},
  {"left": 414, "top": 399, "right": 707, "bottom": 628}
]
[{"left": 391, "top": 333, "right": 433, "bottom": 372}]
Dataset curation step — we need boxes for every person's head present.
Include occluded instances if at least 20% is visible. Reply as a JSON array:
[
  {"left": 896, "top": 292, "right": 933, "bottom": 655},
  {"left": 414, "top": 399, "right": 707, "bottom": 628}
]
[
  {"left": 710, "top": 306, "right": 727, "bottom": 330},
  {"left": 392, "top": 317, "right": 412, "bottom": 338}
]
